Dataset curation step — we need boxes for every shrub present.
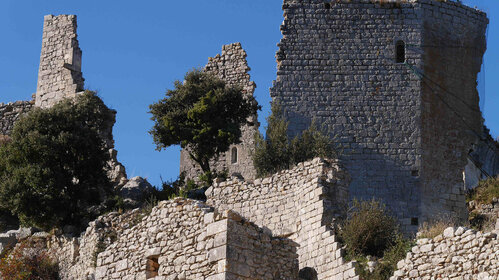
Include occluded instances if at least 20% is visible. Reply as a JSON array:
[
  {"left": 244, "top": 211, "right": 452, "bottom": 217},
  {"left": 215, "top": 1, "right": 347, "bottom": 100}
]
[
  {"left": 340, "top": 199, "right": 397, "bottom": 258},
  {"left": 0, "top": 91, "right": 113, "bottom": 231},
  {"left": 0, "top": 241, "right": 59, "bottom": 280},
  {"left": 355, "top": 235, "right": 414, "bottom": 280},
  {"left": 253, "top": 103, "right": 337, "bottom": 177}
]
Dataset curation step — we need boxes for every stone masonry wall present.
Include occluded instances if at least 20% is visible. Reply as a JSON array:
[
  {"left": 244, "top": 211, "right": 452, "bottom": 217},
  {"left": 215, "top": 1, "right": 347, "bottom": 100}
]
[
  {"left": 206, "top": 158, "right": 359, "bottom": 279},
  {"left": 419, "top": 0, "right": 488, "bottom": 225},
  {"left": 95, "top": 198, "right": 298, "bottom": 280},
  {"left": 270, "top": 0, "right": 488, "bottom": 232},
  {"left": 392, "top": 227, "right": 499, "bottom": 279},
  {"left": 270, "top": 0, "right": 424, "bottom": 232},
  {"left": 0, "top": 100, "right": 34, "bottom": 136},
  {"left": 180, "top": 43, "right": 259, "bottom": 181},
  {"left": 36, "top": 15, "right": 84, "bottom": 108}
]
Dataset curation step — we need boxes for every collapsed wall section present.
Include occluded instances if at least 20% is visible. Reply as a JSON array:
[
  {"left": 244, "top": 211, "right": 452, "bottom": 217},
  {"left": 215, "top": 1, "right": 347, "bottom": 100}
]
[
  {"left": 206, "top": 158, "right": 359, "bottom": 279},
  {"left": 0, "top": 101, "right": 34, "bottom": 136},
  {"left": 419, "top": 0, "right": 488, "bottom": 223},
  {"left": 36, "top": 15, "right": 84, "bottom": 108},
  {"left": 392, "top": 227, "right": 499, "bottom": 279},
  {"left": 180, "top": 43, "right": 259, "bottom": 181}
]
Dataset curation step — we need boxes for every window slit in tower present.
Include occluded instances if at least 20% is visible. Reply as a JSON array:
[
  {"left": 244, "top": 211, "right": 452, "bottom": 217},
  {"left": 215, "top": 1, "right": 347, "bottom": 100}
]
[
  {"left": 231, "top": 147, "right": 238, "bottom": 164},
  {"left": 396, "top": 40, "right": 406, "bottom": 63}
]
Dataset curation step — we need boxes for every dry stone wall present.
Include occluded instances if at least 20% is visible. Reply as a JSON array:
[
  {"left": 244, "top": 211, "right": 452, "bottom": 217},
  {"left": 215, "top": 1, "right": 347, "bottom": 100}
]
[
  {"left": 36, "top": 14, "right": 84, "bottom": 108},
  {"left": 206, "top": 158, "right": 359, "bottom": 279},
  {"left": 0, "top": 100, "right": 34, "bottom": 136},
  {"left": 392, "top": 227, "right": 499, "bottom": 279},
  {"left": 94, "top": 198, "right": 298, "bottom": 280},
  {"left": 270, "top": 0, "right": 488, "bottom": 232},
  {"left": 180, "top": 43, "right": 258, "bottom": 181}
]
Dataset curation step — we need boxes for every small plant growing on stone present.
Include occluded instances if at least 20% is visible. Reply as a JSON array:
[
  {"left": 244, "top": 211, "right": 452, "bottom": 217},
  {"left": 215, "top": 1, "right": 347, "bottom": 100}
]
[{"left": 417, "top": 217, "right": 457, "bottom": 239}]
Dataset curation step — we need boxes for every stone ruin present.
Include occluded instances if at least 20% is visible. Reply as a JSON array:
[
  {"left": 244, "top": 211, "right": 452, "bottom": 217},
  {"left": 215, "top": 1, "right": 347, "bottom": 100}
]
[
  {"left": 180, "top": 43, "right": 259, "bottom": 181},
  {"left": 1, "top": 0, "right": 499, "bottom": 279}
]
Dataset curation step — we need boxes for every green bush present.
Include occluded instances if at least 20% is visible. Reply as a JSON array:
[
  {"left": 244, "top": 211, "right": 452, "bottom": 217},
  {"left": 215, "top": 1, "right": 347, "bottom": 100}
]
[
  {"left": 355, "top": 235, "right": 414, "bottom": 280},
  {"left": 0, "top": 92, "right": 113, "bottom": 231},
  {"left": 340, "top": 199, "right": 397, "bottom": 258},
  {"left": 253, "top": 103, "right": 337, "bottom": 177}
]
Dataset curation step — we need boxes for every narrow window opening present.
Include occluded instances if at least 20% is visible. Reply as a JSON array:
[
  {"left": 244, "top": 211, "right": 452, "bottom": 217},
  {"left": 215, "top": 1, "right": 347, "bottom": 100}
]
[
  {"left": 231, "top": 147, "right": 238, "bottom": 164},
  {"left": 146, "top": 256, "right": 159, "bottom": 279},
  {"left": 324, "top": 3, "right": 331, "bottom": 9},
  {"left": 411, "top": 169, "right": 419, "bottom": 177},
  {"left": 299, "top": 267, "right": 318, "bottom": 280},
  {"left": 395, "top": 40, "right": 406, "bottom": 63},
  {"left": 411, "top": 217, "right": 419, "bottom": 226}
]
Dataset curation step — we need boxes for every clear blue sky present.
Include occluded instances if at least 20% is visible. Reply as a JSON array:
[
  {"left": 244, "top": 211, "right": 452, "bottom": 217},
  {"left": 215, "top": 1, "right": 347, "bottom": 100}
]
[{"left": 0, "top": 0, "right": 497, "bottom": 187}]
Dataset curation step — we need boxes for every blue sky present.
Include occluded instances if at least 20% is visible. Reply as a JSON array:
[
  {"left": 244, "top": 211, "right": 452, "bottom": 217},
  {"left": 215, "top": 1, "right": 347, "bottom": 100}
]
[{"left": 0, "top": 0, "right": 497, "bottom": 187}]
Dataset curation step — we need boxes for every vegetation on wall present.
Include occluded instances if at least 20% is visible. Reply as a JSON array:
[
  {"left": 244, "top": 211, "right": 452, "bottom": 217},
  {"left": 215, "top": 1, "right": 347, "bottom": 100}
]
[
  {"left": 253, "top": 103, "right": 338, "bottom": 177},
  {"left": 149, "top": 69, "right": 260, "bottom": 184},
  {"left": 0, "top": 92, "right": 113, "bottom": 231},
  {"left": 339, "top": 199, "right": 413, "bottom": 280}
]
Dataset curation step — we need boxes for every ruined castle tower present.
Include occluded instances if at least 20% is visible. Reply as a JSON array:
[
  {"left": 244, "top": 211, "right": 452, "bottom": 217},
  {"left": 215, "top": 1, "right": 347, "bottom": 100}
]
[
  {"left": 35, "top": 15, "right": 84, "bottom": 108},
  {"left": 270, "top": 0, "right": 488, "bottom": 231},
  {"left": 180, "top": 43, "right": 259, "bottom": 181}
]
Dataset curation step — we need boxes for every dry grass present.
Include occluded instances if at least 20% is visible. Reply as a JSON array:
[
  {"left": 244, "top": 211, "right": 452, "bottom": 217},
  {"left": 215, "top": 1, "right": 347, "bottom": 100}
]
[
  {"left": 418, "top": 219, "right": 455, "bottom": 239},
  {"left": 467, "top": 177, "right": 499, "bottom": 205}
]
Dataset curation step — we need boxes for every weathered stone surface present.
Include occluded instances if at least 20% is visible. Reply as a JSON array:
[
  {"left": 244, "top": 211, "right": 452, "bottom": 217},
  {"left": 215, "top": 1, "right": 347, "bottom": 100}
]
[
  {"left": 119, "top": 176, "right": 154, "bottom": 206},
  {"left": 393, "top": 227, "right": 499, "bottom": 279},
  {"left": 0, "top": 101, "right": 34, "bottom": 136},
  {"left": 207, "top": 158, "right": 354, "bottom": 279}
]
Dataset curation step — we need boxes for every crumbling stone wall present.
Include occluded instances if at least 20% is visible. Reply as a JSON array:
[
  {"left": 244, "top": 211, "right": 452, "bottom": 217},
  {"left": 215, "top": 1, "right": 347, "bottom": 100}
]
[
  {"left": 95, "top": 198, "right": 298, "bottom": 279},
  {"left": 207, "top": 158, "right": 359, "bottom": 279},
  {"left": 392, "top": 227, "right": 499, "bottom": 279},
  {"left": 0, "top": 100, "right": 34, "bottom": 136},
  {"left": 419, "top": 0, "right": 488, "bottom": 225},
  {"left": 270, "top": 0, "right": 488, "bottom": 231},
  {"left": 45, "top": 210, "right": 143, "bottom": 280},
  {"left": 35, "top": 15, "right": 84, "bottom": 108},
  {"left": 180, "top": 43, "right": 259, "bottom": 181}
]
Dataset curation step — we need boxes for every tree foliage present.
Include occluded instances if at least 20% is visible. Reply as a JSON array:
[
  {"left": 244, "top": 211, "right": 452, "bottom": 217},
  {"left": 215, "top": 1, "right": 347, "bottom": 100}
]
[
  {"left": 0, "top": 92, "right": 113, "bottom": 230},
  {"left": 253, "top": 103, "right": 337, "bottom": 177},
  {"left": 149, "top": 69, "right": 260, "bottom": 178}
]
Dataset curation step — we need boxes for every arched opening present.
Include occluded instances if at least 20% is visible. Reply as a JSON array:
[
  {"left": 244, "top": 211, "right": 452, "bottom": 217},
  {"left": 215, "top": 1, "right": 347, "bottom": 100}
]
[
  {"left": 395, "top": 40, "right": 406, "bottom": 63},
  {"left": 299, "top": 267, "right": 318, "bottom": 280},
  {"left": 231, "top": 147, "right": 238, "bottom": 164}
]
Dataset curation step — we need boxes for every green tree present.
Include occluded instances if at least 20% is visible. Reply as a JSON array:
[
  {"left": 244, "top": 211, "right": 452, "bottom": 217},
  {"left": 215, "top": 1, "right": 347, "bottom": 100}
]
[
  {"left": 149, "top": 69, "right": 260, "bottom": 183},
  {"left": 253, "top": 103, "right": 337, "bottom": 177},
  {"left": 253, "top": 103, "right": 290, "bottom": 177},
  {"left": 0, "top": 92, "right": 113, "bottom": 230}
]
